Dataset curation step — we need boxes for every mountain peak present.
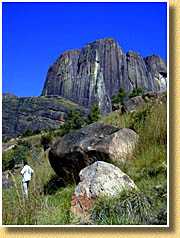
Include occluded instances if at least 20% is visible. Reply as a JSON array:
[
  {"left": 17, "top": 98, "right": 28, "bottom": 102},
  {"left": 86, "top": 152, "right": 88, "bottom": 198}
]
[{"left": 42, "top": 38, "right": 167, "bottom": 114}]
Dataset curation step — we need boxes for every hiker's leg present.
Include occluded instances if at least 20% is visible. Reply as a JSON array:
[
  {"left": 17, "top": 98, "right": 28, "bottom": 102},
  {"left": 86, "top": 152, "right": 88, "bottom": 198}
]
[
  {"left": 23, "top": 182, "right": 28, "bottom": 198},
  {"left": 26, "top": 181, "right": 29, "bottom": 189}
]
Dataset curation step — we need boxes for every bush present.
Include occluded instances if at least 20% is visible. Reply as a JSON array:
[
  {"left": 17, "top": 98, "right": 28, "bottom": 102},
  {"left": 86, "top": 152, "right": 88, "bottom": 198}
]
[
  {"left": 60, "top": 110, "right": 86, "bottom": 135},
  {"left": 41, "top": 134, "right": 53, "bottom": 151},
  {"left": 22, "top": 129, "right": 41, "bottom": 138},
  {"left": 111, "top": 88, "right": 127, "bottom": 104},
  {"left": 87, "top": 103, "right": 101, "bottom": 124},
  {"left": 2, "top": 143, "right": 30, "bottom": 171},
  {"left": 2, "top": 150, "right": 15, "bottom": 171},
  {"left": 129, "top": 104, "right": 151, "bottom": 131},
  {"left": 129, "top": 87, "right": 144, "bottom": 98}
]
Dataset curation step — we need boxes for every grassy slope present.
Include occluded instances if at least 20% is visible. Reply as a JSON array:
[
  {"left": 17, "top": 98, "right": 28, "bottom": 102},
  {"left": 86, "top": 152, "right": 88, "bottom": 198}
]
[
  {"left": 2, "top": 101, "right": 167, "bottom": 225},
  {"left": 93, "top": 102, "right": 167, "bottom": 225}
]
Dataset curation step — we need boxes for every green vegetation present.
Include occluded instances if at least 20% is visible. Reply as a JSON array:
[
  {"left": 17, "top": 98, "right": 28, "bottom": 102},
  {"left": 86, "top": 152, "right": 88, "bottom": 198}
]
[
  {"left": 92, "top": 190, "right": 154, "bottom": 225},
  {"left": 2, "top": 147, "right": 75, "bottom": 225},
  {"left": 42, "top": 95, "right": 82, "bottom": 111},
  {"left": 95, "top": 101, "right": 167, "bottom": 225},
  {"left": 22, "top": 129, "right": 41, "bottom": 138},
  {"left": 87, "top": 103, "right": 101, "bottom": 124},
  {"left": 41, "top": 133, "right": 53, "bottom": 151},
  {"left": 111, "top": 88, "right": 127, "bottom": 104},
  {"left": 2, "top": 98, "right": 167, "bottom": 225},
  {"left": 2, "top": 141, "right": 31, "bottom": 171},
  {"left": 62, "top": 110, "right": 86, "bottom": 133},
  {"left": 129, "top": 87, "right": 144, "bottom": 98}
]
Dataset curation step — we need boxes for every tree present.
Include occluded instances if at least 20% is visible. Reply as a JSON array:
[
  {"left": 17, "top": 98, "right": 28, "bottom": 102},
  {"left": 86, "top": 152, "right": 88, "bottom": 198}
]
[
  {"left": 41, "top": 133, "right": 53, "bottom": 151},
  {"left": 61, "top": 110, "right": 86, "bottom": 134},
  {"left": 87, "top": 103, "right": 101, "bottom": 124},
  {"left": 129, "top": 87, "right": 144, "bottom": 98},
  {"left": 111, "top": 88, "right": 126, "bottom": 104}
]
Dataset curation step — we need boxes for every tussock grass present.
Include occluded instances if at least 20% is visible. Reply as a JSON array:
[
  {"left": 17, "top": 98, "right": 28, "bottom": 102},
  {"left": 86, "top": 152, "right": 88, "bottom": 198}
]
[
  {"left": 2, "top": 100, "right": 167, "bottom": 225},
  {"left": 2, "top": 149, "right": 74, "bottom": 225},
  {"left": 92, "top": 101, "right": 167, "bottom": 225},
  {"left": 91, "top": 190, "right": 153, "bottom": 225}
]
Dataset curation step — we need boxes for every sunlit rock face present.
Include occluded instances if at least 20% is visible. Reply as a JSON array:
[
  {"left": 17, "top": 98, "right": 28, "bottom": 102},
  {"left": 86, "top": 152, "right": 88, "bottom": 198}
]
[
  {"left": 42, "top": 38, "right": 167, "bottom": 114},
  {"left": 144, "top": 55, "right": 167, "bottom": 92}
]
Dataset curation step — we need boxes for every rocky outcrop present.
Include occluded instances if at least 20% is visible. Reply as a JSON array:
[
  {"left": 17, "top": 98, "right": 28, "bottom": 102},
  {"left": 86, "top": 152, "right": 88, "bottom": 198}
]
[
  {"left": 49, "top": 122, "right": 138, "bottom": 183},
  {"left": 2, "top": 94, "right": 86, "bottom": 140},
  {"left": 123, "top": 96, "right": 145, "bottom": 113},
  {"left": 2, "top": 172, "right": 13, "bottom": 189},
  {"left": 42, "top": 38, "right": 167, "bottom": 114},
  {"left": 71, "top": 161, "right": 137, "bottom": 221}
]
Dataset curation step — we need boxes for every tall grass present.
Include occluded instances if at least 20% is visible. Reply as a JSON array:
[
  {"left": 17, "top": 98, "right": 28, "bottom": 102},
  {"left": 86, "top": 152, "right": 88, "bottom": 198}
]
[
  {"left": 92, "top": 101, "right": 167, "bottom": 225},
  {"left": 91, "top": 190, "right": 153, "bottom": 225},
  {"left": 2, "top": 100, "right": 167, "bottom": 225},
  {"left": 2, "top": 148, "right": 75, "bottom": 225}
]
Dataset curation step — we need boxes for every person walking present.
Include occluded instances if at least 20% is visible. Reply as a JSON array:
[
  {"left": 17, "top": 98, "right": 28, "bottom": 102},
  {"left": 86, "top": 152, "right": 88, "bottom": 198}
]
[{"left": 21, "top": 161, "right": 34, "bottom": 198}]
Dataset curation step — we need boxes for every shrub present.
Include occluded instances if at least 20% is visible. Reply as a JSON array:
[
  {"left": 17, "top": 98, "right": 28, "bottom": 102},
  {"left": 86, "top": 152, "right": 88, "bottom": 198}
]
[
  {"left": 22, "top": 129, "right": 41, "bottom": 138},
  {"left": 41, "top": 134, "right": 53, "bottom": 151},
  {"left": 60, "top": 110, "right": 86, "bottom": 135},
  {"left": 129, "top": 104, "right": 151, "bottom": 131},
  {"left": 111, "top": 88, "right": 127, "bottom": 104},
  {"left": 87, "top": 103, "right": 101, "bottom": 124},
  {"left": 129, "top": 87, "right": 144, "bottom": 98},
  {"left": 22, "top": 129, "right": 34, "bottom": 137},
  {"left": 2, "top": 150, "right": 15, "bottom": 171},
  {"left": 2, "top": 143, "right": 30, "bottom": 171}
]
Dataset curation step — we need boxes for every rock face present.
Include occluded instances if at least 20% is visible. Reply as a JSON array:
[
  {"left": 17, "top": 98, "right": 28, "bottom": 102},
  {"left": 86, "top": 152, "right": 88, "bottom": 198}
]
[
  {"left": 2, "top": 94, "right": 86, "bottom": 140},
  {"left": 71, "top": 161, "right": 137, "bottom": 220},
  {"left": 123, "top": 96, "right": 145, "bottom": 112},
  {"left": 2, "top": 172, "right": 13, "bottom": 189},
  {"left": 49, "top": 122, "right": 138, "bottom": 183},
  {"left": 42, "top": 38, "right": 167, "bottom": 114}
]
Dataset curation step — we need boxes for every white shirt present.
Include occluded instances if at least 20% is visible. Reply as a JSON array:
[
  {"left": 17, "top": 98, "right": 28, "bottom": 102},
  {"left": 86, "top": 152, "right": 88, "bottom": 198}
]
[{"left": 21, "top": 165, "right": 34, "bottom": 182}]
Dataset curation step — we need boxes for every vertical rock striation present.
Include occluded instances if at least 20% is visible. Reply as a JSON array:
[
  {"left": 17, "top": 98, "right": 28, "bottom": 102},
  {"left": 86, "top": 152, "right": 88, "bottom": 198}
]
[{"left": 42, "top": 38, "right": 167, "bottom": 114}]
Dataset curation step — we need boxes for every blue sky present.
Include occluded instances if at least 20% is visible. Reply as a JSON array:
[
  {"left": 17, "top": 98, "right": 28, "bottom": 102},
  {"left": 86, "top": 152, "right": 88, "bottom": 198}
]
[{"left": 3, "top": 2, "right": 167, "bottom": 97}]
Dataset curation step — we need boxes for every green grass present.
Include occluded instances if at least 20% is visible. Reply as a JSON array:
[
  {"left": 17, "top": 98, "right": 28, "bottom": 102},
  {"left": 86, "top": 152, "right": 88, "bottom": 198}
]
[
  {"left": 2, "top": 100, "right": 167, "bottom": 225},
  {"left": 42, "top": 95, "right": 82, "bottom": 111},
  {"left": 36, "top": 185, "right": 74, "bottom": 225},
  {"left": 2, "top": 148, "right": 75, "bottom": 225},
  {"left": 91, "top": 190, "right": 153, "bottom": 225},
  {"left": 92, "top": 101, "right": 167, "bottom": 225}
]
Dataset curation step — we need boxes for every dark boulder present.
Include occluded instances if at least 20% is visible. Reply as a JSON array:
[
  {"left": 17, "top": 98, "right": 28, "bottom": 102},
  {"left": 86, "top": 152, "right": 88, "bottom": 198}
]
[{"left": 49, "top": 122, "right": 138, "bottom": 183}]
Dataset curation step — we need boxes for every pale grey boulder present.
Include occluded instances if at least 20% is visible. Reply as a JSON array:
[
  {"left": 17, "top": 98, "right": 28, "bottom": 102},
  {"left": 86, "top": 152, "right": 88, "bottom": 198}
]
[{"left": 71, "top": 161, "right": 137, "bottom": 220}]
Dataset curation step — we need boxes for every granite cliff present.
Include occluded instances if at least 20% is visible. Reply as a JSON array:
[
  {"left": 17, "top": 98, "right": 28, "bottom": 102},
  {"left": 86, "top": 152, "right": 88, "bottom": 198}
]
[
  {"left": 42, "top": 38, "right": 167, "bottom": 113},
  {"left": 3, "top": 38, "right": 167, "bottom": 140}
]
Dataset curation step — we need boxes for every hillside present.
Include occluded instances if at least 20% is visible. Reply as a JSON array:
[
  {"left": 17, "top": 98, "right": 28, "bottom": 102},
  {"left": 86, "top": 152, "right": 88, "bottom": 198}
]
[
  {"left": 2, "top": 37, "right": 167, "bottom": 226},
  {"left": 2, "top": 94, "right": 167, "bottom": 225},
  {"left": 2, "top": 94, "right": 87, "bottom": 140}
]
